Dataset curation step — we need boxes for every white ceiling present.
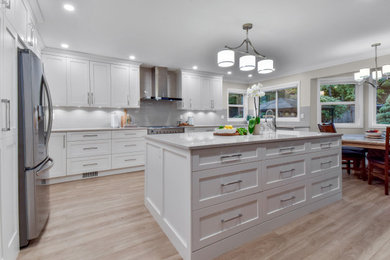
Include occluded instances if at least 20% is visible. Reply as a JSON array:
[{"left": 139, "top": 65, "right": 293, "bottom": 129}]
[{"left": 36, "top": 0, "right": 390, "bottom": 83}]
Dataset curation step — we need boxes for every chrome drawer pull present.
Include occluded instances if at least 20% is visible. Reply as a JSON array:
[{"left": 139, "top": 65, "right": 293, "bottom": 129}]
[
  {"left": 83, "top": 147, "right": 98, "bottom": 150},
  {"left": 221, "top": 213, "right": 242, "bottom": 223},
  {"left": 83, "top": 134, "right": 98, "bottom": 137},
  {"left": 321, "top": 184, "right": 333, "bottom": 189},
  {"left": 125, "top": 133, "right": 137, "bottom": 136},
  {"left": 320, "top": 142, "right": 332, "bottom": 148},
  {"left": 220, "top": 154, "right": 242, "bottom": 162},
  {"left": 279, "top": 147, "right": 295, "bottom": 153},
  {"left": 280, "top": 169, "right": 295, "bottom": 174},
  {"left": 321, "top": 160, "right": 332, "bottom": 165},
  {"left": 280, "top": 195, "right": 296, "bottom": 202},
  {"left": 124, "top": 144, "right": 136, "bottom": 147},
  {"left": 83, "top": 163, "right": 98, "bottom": 167},
  {"left": 221, "top": 180, "right": 242, "bottom": 187},
  {"left": 125, "top": 158, "right": 136, "bottom": 162}
]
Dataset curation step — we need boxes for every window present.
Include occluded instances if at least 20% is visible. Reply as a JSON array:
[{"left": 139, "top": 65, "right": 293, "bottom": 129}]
[
  {"left": 259, "top": 81, "right": 300, "bottom": 121},
  {"left": 318, "top": 78, "right": 362, "bottom": 128},
  {"left": 369, "top": 79, "right": 390, "bottom": 127},
  {"left": 227, "top": 89, "right": 247, "bottom": 121}
]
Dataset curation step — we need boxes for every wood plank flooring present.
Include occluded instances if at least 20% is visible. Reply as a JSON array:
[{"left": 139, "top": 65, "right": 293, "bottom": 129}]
[{"left": 18, "top": 171, "right": 390, "bottom": 260}]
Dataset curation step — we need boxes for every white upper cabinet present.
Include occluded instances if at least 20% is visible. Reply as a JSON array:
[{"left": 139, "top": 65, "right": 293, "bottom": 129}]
[
  {"left": 14, "top": 0, "right": 28, "bottom": 41},
  {"left": 67, "top": 58, "right": 90, "bottom": 106},
  {"left": 210, "top": 77, "right": 223, "bottom": 110},
  {"left": 200, "top": 77, "right": 211, "bottom": 110},
  {"left": 129, "top": 66, "right": 140, "bottom": 108},
  {"left": 90, "top": 62, "right": 111, "bottom": 107},
  {"left": 42, "top": 55, "right": 68, "bottom": 106},
  {"left": 111, "top": 64, "right": 130, "bottom": 107}
]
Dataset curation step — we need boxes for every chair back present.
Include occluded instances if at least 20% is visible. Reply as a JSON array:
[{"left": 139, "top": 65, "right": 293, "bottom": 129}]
[
  {"left": 386, "top": 127, "right": 390, "bottom": 167},
  {"left": 318, "top": 123, "right": 337, "bottom": 133}
]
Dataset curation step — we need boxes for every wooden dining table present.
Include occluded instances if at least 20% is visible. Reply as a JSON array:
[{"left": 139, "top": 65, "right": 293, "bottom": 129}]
[{"left": 342, "top": 134, "right": 386, "bottom": 150}]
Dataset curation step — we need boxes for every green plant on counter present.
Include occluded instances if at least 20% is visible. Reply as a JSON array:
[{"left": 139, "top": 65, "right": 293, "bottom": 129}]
[
  {"left": 218, "top": 126, "right": 224, "bottom": 129},
  {"left": 236, "top": 127, "right": 248, "bottom": 135},
  {"left": 248, "top": 117, "right": 260, "bottom": 134}
]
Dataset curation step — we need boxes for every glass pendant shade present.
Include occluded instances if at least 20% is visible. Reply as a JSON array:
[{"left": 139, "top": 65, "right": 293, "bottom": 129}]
[
  {"left": 359, "top": 68, "right": 370, "bottom": 78},
  {"left": 239, "top": 55, "right": 256, "bottom": 71},
  {"left": 258, "top": 59, "right": 275, "bottom": 74},
  {"left": 382, "top": 65, "right": 390, "bottom": 75},
  {"left": 372, "top": 70, "right": 383, "bottom": 80},
  {"left": 217, "top": 50, "right": 235, "bottom": 67},
  {"left": 354, "top": 72, "right": 362, "bottom": 81}
]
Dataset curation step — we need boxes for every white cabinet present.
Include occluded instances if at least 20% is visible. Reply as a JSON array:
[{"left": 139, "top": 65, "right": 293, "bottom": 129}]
[
  {"left": 46, "top": 133, "right": 67, "bottom": 178},
  {"left": 13, "top": 0, "right": 27, "bottom": 42},
  {"left": 90, "top": 62, "right": 111, "bottom": 107},
  {"left": 210, "top": 77, "right": 223, "bottom": 110},
  {"left": 181, "top": 73, "right": 201, "bottom": 110},
  {"left": 111, "top": 64, "right": 130, "bottom": 107},
  {"left": 67, "top": 58, "right": 90, "bottom": 106},
  {"left": 129, "top": 66, "right": 140, "bottom": 108},
  {"left": 42, "top": 55, "right": 67, "bottom": 106}
]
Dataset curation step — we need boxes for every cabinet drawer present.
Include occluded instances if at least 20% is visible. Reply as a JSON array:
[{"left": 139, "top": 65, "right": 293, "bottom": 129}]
[
  {"left": 112, "top": 139, "right": 145, "bottom": 154},
  {"left": 192, "top": 144, "right": 259, "bottom": 171},
  {"left": 310, "top": 151, "right": 341, "bottom": 176},
  {"left": 192, "top": 193, "right": 262, "bottom": 250},
  {"left": 263, "top": 181, "right": 307, "bottom": 220},
  {"left": 67, "top": 131, "right": 111, "bottom": 141},
  {"left": 311, "top": 137, "right": 341, "bottom": 152},
  {"left": 262, "top": 155, "right": 307, "bottom": 190},
  {"left": 112, "top": 153, "right": 145, "bottom": 169},
  {"left": 263, "top": 140, "right": 307, "bottom": 159},
  {"left": 67, "top": 155, "right": 111, "bottom": 175},
  {"left": 67, "top": 140, "right": 111, "bottom": 158},
  {"left": 192, "top": 162, "right": 261, "bottom": 210},
  {"left": 309, "top": 171, "right": 341, "bottom": 202},
  {"left": 112, "top": 130, "right": 147, "bottom": 139}
]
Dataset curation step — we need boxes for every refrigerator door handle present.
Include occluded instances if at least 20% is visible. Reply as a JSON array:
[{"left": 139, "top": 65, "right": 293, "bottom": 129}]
[
  {"left": 36, "top": 157, "right": 54, "bottom": 176},
  {"left": 41, "top": 74, "right": 53, "bottom": 147}
]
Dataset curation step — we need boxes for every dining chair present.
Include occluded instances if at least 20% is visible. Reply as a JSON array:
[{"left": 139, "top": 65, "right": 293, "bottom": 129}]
[
  {"left": 318, "top": 123, "right": 366, "bottom": 178},
  {"left": 367, "top": 127, "right": 390, "bottom": 195}
]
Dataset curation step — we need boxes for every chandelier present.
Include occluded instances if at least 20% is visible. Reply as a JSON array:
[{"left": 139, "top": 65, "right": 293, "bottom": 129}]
[
  {"left": 217, "top": 23, "right": 275, "bottom": 74},
  {"left": 354, "top": 43, "right": 390, "bottom": 88}
]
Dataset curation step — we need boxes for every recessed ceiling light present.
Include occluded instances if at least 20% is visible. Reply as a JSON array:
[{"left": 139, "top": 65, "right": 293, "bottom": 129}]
[
  {"left": 192, "top": 65, "right": 198, "bottom": 70},
  {"left": 248, "top": 74, "right": 253, "bottom": 78},
  {"left": 63, "top": 4, "right": 75, "bottom": 12},
  {"left": 61, "top": 43, "right": 69, "bottom": 49},
  {"left": 129, "top": 55, "right": 136, "bottom": 60},
  {"left": 227, "top": 71, "right": 232, "bottom": 75}
]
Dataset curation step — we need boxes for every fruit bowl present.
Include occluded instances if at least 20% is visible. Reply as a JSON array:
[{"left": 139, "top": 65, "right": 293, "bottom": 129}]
[
  {"left": 214, "top": 128, "right": 237, "bottom": 134},
  {"left": 365, "top": 130, "right": 383, "bottom": 139}
]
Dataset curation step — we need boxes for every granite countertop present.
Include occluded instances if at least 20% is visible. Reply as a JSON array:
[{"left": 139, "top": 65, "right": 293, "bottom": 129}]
[
  {"left": 52, "top": 127, "right": 147, "bottom": 132},
  {"left": 145, "top": 130, "right": 342, "bottom": 150}
]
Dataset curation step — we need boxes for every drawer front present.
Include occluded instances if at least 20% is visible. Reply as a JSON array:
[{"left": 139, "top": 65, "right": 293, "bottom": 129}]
[
  {"left": 263, "top": 181, "right": 307, "bottom": 220},
  {"left": 262, "top": 155, "right": 307, "bottom": 190},
  {"left": 310, "top": 151, "right": 341, "bottom": 176},
  {"left": 112, "top": 130, "right": 147, "bottom": 139},
  {"left": 193, "top": 162, "right": 261, "bottom": 210},
  {"left": 67, "top": 155, "right": 111, "bottom": 175},
  {"left": 67, "top": 131, "right": 111, "bottom": 141},
  {"left": 67, "top": 140, "right": 111, "bottom": 158},
  {"left": 112, "top": 139, "right": 145, "bottom": 154},
  {"left": 112, "top": 153, "right": 145, "bottom": 169},
  {"left": 192, "top": 193, "right": 262, "bottom": 250},
  {"left": 309, "top": 171, "right": 341, "bottom": 202},
  {"left": 192, "top": 145, "right": 259, "bottom": 171},
  {"left": 263, "top": 140, "right": 307, "bottom": 159},
  {"left": 310, "top": 137, "right": 341, "bottom": 152}
]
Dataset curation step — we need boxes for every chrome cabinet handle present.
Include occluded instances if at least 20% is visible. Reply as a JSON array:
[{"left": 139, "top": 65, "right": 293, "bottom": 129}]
[
  {"left": 279, "top": 147, "right": 295, "bottom": 153},
  {"left": 127, "top": 95, "right": 130, "bottom": 106},
  {"left": 83, "top": 147, "right": 98, "bottom": 150},
  {"left": 1, "top": 99, "right": 10, "bottom": 131},
  {"left": 280, "top": 195, "right": 296, "bottom": 202},
  {"left": 321, "top": 160, "right": 332, "bottom": 165},
  {"left": 87, "top": 92, "right": 90, "bottom": 105},
  {"left": 125, "top": 133, "right": 137, "bottom": 136},
  {"left": 320, "top": 142, "right": 332, "bottom": 148},
  {"left": 83, "top": 163, "right": 98, "bottom": 167},
  {"left": 220, "top": 154, "right": 242, "bottom": 162},
  {"left": 63, "top": 135, "right": 66, "bottom": 148},
  {"left": 221, "top": 213, "right": 242, "bottom": 223},
  {"left": 83, "top": 134, "right": 98, "bottom": 137},
  {"left": 221, "top": 180, "right": 242, "bottom": 187},
  {"left": 124, "top": 144, "right": 136, "bottom": 147},
  {"left": 280, "top": 169, "right": 295, "bottom": 174},
  {"left": 92, "top": 92, "right": 94, "bottom": 105},
  {"left": 125, "top": 158, "right": 136, "bottom": 162},
  {"left": 321, "top": 184, "right": 333, "bottom": 189}
]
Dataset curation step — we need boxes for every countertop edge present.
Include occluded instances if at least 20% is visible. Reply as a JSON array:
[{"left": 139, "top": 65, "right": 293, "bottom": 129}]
[{"left": 52, "top": 127, "right": 147, "bottom": 132}]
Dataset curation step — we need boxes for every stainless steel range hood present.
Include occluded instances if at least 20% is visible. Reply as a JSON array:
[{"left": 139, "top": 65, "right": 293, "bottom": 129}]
[{"left": 140, "top": 67, "right": 181, "bottom": 101}]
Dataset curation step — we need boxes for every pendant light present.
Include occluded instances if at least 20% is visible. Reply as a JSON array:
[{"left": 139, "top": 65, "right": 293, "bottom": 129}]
[
  {"left": 217, "top": 50, "right": 235, "bottom": 67},
  {"left": 258, "top": 59, "right": 275, "bottom": 74},
  {"left": 239, "top": 55, "right": 256, "bottom": 71}
]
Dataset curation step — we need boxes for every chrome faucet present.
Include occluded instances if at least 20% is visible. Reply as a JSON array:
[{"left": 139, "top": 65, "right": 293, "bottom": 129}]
[{"left": 265, "top": 110, "right": 276, "bottom": 132}]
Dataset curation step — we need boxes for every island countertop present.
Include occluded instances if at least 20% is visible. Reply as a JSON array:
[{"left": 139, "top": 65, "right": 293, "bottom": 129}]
[{"left": 145, "top": 130, "right": 342, "bottom": 150}]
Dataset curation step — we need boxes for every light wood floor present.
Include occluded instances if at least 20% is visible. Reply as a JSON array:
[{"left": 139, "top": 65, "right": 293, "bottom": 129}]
[{"left": 18, "top": 171, "right": 390, "bottom": 260}]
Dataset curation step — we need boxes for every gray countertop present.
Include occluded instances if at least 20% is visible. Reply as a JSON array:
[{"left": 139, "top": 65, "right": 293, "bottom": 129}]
[
  {"left": 145, "top": 130, "right": 342, "bottom": 150},
  {"left": 52, "top": 127, "right": 147, "bottom": 132}
]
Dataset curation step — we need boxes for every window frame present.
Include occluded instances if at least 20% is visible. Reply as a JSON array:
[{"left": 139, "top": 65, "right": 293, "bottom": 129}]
[
  {"left": 227, "top": 89, "right": 247, "bottom": 122},
  {"left": 259, "top": 81, "right": 301, "bottom": 122},
  {"left": 317, "top": 77, "right": 363, "bottom": 129},
  {"left": 368, "top": 82, "right": 390, "bottom": 128}
]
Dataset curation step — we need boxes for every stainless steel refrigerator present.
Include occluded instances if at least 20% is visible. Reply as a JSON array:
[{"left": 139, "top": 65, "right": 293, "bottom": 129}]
[{"left": 18, "top": 49, "right": 54, "bottom": 247}]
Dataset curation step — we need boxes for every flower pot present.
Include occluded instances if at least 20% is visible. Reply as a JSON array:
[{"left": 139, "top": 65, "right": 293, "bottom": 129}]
[{"left": 253, "top": 124, "right": 261, "bottom": 135}]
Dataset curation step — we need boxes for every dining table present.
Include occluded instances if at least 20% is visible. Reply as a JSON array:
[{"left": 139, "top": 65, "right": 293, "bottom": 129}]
[{"left": 342, "top": 134, "right": 386, "bottom": 150}]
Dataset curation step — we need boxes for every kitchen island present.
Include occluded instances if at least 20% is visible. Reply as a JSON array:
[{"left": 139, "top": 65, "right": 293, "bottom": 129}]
[{"left": 144, "top": 131, "right": 343, "bottom": 260}]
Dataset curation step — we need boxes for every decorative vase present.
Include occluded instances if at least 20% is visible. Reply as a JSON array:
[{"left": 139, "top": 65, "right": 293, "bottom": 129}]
[{"left": 253, "top": 123, "right": 261, "bottom": 135}]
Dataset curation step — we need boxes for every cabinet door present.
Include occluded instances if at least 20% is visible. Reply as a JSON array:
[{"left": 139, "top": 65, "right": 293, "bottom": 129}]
[
  {"left": 129, "top": 66, "right": 140, "bottom": 108},
  {"left": 201, "top": 77, "right": 211, "bottom": 110},
  {"left": 111, "top": 64, "right": 130, "bottom": 107},
  {"left": 42, "top": 55, "right": 67, "bottom": 106},
  {"left": 90, "top": 62, "right": 111, "bottom": 107},
  {"left": 182, "top": 74, "right": 201, "bottom": 110},
  {"left": 181, "top": 74, "right": 192, "bottom": 109},
  {"left": 45, "top": 133, "right": 67, "bottom": 178},
  {"left": 210, "top": 77, "right": 223, "bottom": 110},
  {"left": 14, "top": 0, "right": 28, "bottom": 42},
  {"left": 67, "top": 58, "right": 90, "bottom": 106}
]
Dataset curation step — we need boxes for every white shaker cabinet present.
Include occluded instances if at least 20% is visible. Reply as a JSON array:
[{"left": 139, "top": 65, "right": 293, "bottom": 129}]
[
  {"left": 200, "top": 77, "right": 211, "bottom": 110},
  {"left": 67, "top": 58, "right": 90, "bottom": 106},
  {"left": 111, "top": 64, "right": 130, "bottom": 107},
  {"left": 90, "top": 62, "right": 111, "bottom": 107},
  {"left": 45, "top": 133, "right": 67, "bottom": 178},
  {"left": 181, "top": 73, "right": 201, "bottom": 110},
  {"left": 42, "top": 55, "right": 68, "bottom": 106},
  {"left": 210, "top": 77, "right": 223, "bottom": 110},
  {"left": 129, "top": 66, "right": 140, "bottom": 108}
]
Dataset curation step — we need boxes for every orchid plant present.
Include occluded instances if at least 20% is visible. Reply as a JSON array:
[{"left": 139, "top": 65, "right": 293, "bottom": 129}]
[{"left": 247, "top": 83, "right": 265, "bottom": 134}]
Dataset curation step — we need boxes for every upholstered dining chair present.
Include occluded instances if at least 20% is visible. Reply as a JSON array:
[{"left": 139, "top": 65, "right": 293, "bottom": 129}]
[
  {"left": 367, "top": 127, "right": 390, "bottom": 195},
  {"left": 318, "top": 123, "right": 366, "bottom": 178}
]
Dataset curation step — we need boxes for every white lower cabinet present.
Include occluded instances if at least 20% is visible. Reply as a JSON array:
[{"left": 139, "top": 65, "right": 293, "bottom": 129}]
[
  {"left": 45, "top": 133, "right": 67, "bottom": 178},
  {"left": 112, "top": 152, "right": 145, "bottom": 169},
  {"left": 67, "top": 155, "right": 111, "bottom": 175}
]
